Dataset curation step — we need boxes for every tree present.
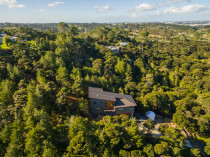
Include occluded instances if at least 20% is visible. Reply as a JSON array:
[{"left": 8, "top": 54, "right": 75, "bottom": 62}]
[
  {"left": 115, "top": 58, "right": 126, "bottom": 75},
  {"left": 4, "top": 115, "right": 25, "bottom": 157},
  {"left": 42, "top": 141, "right": 57, "bottom": 157},
  {"left": 119, "top": 150, "right": 130, "bottom": 157},
  {"left": 143, "top": 144, "right": 155, "bottom": 157},
  {"left": 144, "top": 119, "right": 154, "bottom": 129},
  {"left": 173, "top": 111, "right": 190, "bottom": 137},
  {"left": 190, "top": 148, "right": 201, "bottom": 157},
  {"left": 24, "top": 110, "right": 54, "bottom": 156},
  {"left": 136, "top": 31, "right": 149, "bottom": 53},
  {"left": 92, "top": 59, "right": 103, "bottom": 74},
  {"left": 0, "top": 80, "right": 16, "bottom": 112},
  {"left": 78, "top": 98, "right": 89, "bottom": 116},
  {"left": 204, "top": 141, "right": 210, "bottom": 155},
  {"left": 130, "top": 150, "right": 143, "bottom": 157},
  {"left": 140, "top": 31, "right": 149, "bottom": 38},
  {"left": 194, "top": 31, "right": 202, "bottom": 41},
  {"left": 125, "top": 63, "right": 133, "bottom": 83},
  {"left": 57, "top": 22, "right": 69, "bottom": 33},
  {"left": 7, "top": 64, "right": 22, "bottom": 82},
  {"left": 70, "top": 67, "right": 84, "bottom": 96},
  {"left": 66, "top": 116, "right": 89, "bottom": 155},
  {"left": 56, "top": 87, "right": 69, "bottom": 113},
  {"left": 154, "top": 142, "right": 169, "bottom": 155},
  {"left": 56, "top": 65, "right": 70, "bottom": 87},
  {"left": 69, "top": 25, "right": 79, "bottom": 38}
]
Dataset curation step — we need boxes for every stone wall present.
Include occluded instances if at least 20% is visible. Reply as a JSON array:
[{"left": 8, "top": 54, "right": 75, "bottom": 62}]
[
  {"left": 115, "top": 107, "right": 135, "bottom": 117},
  {"left": 90, "top": 98, "right": 105, "bottom": 116}
]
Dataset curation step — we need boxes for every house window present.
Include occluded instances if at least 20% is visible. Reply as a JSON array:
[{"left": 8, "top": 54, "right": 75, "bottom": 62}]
[
  {"left": 105, "top": 101, "right": 114, "bottom": 110},
  {"left": 119, "top": 108, "right": 124, "bottom": 111},
  {"left": 130, "top": 107, "right": 134, "bottom": 110},
  {"left": 95, "top": 108, "right": 100, "bottom": 111},
  {"left": 93, "top": 102, "right": 97, "bottom": 104}
]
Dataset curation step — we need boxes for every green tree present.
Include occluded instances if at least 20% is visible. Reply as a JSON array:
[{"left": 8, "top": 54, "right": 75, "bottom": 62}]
[
  {"left": 69, "top": 25, "right": 79, "bottom": 38},
  {"left": 130, "top": 150, "right": 143, "bottom": 157},
  {"left": 154, "top": 141, "right": 169, "bottom": 156},
  {"left": 119, "top": 150, "right": 130, "bottom": 157},
  {"left": 78, "top": 98, "right": 89, "bottom": 116},
  {"left": 190, "top": 148, "right": 201, "bottom": 157},
  {"left": 24, "top": 109, "right": 54, "bottom": 156},
  {"left": 4, "top": 115, "right": 25, "bottom": 157},
  {"left": 56, "top": 65, "right": 70, "bottom": 87},
  {"left": 0, "top": 80, "right": 16, "bottom": 113},
  {"left": 66, "top": 116, "right": 89, "bottom": 155},
  {"left": 57, "top": 22, "right": 69, "bottom": 33},
  {"left": 204, "top": 141, "right": 210, "bottom": 155},
  {"left": 143, "top": 144, "right": 155, "bottom": 157},
  {"left": 92, "top": 59, "right": 103, "bottom": 74},
  {"left": 70, "top": 67, "right": 84, "bottom": 96},
  {"left": 194, "top": 31, "right": 202, "bottom": 40}
]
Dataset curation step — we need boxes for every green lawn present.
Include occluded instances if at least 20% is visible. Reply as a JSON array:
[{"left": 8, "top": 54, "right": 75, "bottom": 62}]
[{"left": 0, "top": 44, "right": 9, "bottom": 49}]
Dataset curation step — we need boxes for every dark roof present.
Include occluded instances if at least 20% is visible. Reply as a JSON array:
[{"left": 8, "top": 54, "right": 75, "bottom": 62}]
[{"left": 88, "top": 87, "right": 137, "bottom": 107}]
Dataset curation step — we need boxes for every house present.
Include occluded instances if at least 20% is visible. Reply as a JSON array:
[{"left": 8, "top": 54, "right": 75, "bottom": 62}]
[
  {"left": 88, "top": 87, "right": 137, "bottom": 117},
  {"left": 105, "top": 46, "right": 120, "bottom": 53},
  {"left": 9, "top": 36, "right": 18, "bottom": 42},
  {"left": 119, "top": 42, "right": 128, "bottom": 47},
  {"left": 0, "top": 33, "right": 7, "bottom": 37},
  {"left": 0, "top": 33, "right": 18, "bottom": 43}
]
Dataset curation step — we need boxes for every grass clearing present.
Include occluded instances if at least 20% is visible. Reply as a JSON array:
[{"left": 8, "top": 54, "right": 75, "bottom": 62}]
[{"left": 0, "top": 44, "right": 9, "bottom": 49}]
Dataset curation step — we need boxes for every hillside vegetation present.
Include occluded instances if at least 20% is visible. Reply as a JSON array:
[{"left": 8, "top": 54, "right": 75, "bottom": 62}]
[{"left": 0, "top": 23, "right": 209, "bottom": 156}]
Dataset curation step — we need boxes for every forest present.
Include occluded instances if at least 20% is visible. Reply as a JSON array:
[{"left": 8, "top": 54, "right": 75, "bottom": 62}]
[{"left": 0, "top": 22, "right": 209, "bottom": 156}]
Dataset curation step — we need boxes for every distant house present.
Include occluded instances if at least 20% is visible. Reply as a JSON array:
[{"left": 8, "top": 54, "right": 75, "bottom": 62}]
[
  {"left": 0, "top": 33, "right": 6, "bottom": 37},
  {"left": 0, "top": 33, "right": 18, "bottom": 43},
  {"left": 10, "top": 36, "right": 18, "bottom": 42},
  {"left": 119, "top": 42, "right": 128, "bottom": 47},
  {"left": 128, "top": 36, "right": 135, "bottom": 39},
  {"left": 105, "top": 46, "right": 120, "bottom": 53},
  {"left": 88, "top": 87, "right": 137, "bottom": 117}
]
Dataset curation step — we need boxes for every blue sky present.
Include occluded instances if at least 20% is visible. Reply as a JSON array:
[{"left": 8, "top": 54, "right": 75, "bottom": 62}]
[{"left": 0, "top": 0, "right": 209, "bottom": 23}]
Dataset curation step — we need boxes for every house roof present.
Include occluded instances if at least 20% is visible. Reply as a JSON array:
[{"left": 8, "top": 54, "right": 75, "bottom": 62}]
[
  {"left": 119, "top": 42, "right": 128, "bottom": 45},
  {"left": 88, "top": 87, "right": 137, "bottom": 107},
  {"left": 105, "top": 46, "right": 120, "bottom": 49}
]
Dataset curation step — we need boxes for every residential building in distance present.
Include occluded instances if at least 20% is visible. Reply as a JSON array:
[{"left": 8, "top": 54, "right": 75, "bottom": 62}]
[
  {"left": 0, "top": 32, "right": 18, "bottom": 43},
  {"left": 0, "top": 33, "right": 7, "bottom": 37},
  {"left": 119, "top": 42, "right": 128, "bottom": 47},
  {"left": 105, "top": 46, "right": 120, "bottom": 53},
  {"left": 9, "top": 36, "right": 18, "bottom": 42},
  {"left": 88, "top": 87, "right": 137, "bottom": 117}
]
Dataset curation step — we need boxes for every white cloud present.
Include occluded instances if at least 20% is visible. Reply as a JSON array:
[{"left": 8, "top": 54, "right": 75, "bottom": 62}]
[
  {"left": 132, "top": 3, "right": 156, "bottom": 12},
  {"left": 39, "top": 9, "right": 48, "bottom": 13},
  {"left": 132, "top": 0, "right": 191, "bottom": 12},
  {"left": 48, "top": 1, "right": 64, "bottom": 7},
  {"left": 164, "top": 4, "right": 208, "bottom": 13},
  {"left": 165, "top": 0, "right": 191, "bottom": 5},
  {"left": 0, "top": 0, "right": 25, "bottom": 8},
  {"left": 94, "top": 4, "right": 112, "bottom": 12}
]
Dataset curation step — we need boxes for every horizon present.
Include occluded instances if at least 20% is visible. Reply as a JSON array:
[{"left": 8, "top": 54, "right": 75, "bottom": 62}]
[
  {"left": 1, "top": 20, "right": 210, "bottom": 24},
  {"left": 0, "top": 0, "right": 209, "bottom": 23}
]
